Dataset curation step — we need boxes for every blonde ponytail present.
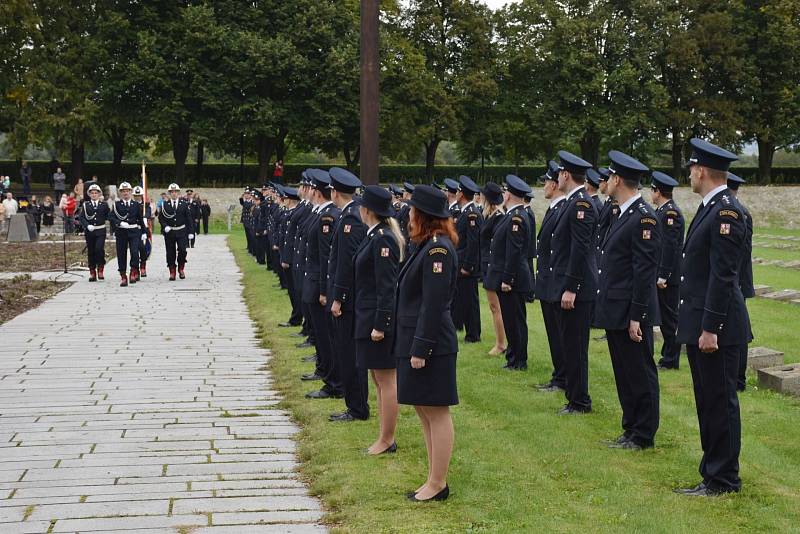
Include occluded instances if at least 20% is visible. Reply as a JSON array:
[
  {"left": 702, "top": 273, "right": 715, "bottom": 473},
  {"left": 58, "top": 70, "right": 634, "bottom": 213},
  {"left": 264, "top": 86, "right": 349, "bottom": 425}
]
[{"left": 382, "top": 216, "right": 406, "bottom": 262}]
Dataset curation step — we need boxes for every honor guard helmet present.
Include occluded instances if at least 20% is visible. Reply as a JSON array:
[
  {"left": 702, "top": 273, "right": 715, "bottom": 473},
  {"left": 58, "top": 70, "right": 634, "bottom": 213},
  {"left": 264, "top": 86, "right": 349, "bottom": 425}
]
[
  {"left": 133, "top": 186, "right": 144, "bottom": 196},
  {"left": 88, "top": 184, "right": 102, "bottom": 193},
  {"left": 119, "top": 182, "right": 132, "bottom": 190},
  {"left": 168, "top": 183, "right": 180, "bottom": 192}
]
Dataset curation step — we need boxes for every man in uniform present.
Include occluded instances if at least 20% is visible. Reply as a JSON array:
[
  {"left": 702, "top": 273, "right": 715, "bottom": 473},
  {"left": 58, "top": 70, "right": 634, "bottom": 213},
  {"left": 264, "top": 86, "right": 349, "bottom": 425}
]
[
  {"left": 301, "top": 170, "right": 343, "bottom": 403},
  {"left": 650, "top": 171, "right": 684, "bottom": 370},
  {"left": 252, "top": 192, "right": 266, "bottom": 265},
  {"left": 727, "top": 172, "right": 754, "bottom": 391},
  {"left": 454, "top": 175, "right": 483, "bottom": 343},
  {"left": 79, "top": 183, "right": 109, "bottom": 282},
  {"left": 586, "top": 168, "right": 604, "bottom": 214},
  {"left": 320, "top": 167, "right": 369, "bottom": 422},
  {"left": 675, "top": 138, "right": 748, "bottom": 496},
  {"left": 487, "top": 175, "right": 532, "bottom": 371},
  {"left": 444, "top": 178, "right": 460, "bottom": 219},
  {"left": 186, "top": 189, "right": 201, "bottom": 248},
  {"left": 596, "top": 168, "right": 619, "bottom": 260},
  {"left": 110, "top": 182, "right": 144, "bottom": 287},
  {"left": 133, "top": 186, "right": 153, "bottom": 278},
  {"left": 550, "top": 151, "right": 598, "bottom": 414},
  {"left": 158, "top": 183, "right": 195, "bottom": 281},
  {"left": 595, "top": 150, "right": 661, "bottom": 450},
  {"left": 535, "top": 161, "right": 567, "bottom": 391},
  {"left": 279, "top": 187, "right": 304, "bottom": 327},
  {"left": 524, "top": 189, "right": 537, "bottom": 303},
  {"left": 240, "top": 188, "right": 254, "bottom": 256}
]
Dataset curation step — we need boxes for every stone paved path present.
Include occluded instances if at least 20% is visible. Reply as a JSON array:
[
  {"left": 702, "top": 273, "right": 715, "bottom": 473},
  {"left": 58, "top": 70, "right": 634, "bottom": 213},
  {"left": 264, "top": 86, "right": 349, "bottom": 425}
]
[{"left": 0, "top": 235, "right": 325, "bottom": 533}]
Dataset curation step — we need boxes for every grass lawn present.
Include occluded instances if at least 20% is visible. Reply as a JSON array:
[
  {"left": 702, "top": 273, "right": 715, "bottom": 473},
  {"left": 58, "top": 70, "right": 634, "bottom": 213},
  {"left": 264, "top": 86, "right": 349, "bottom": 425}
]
[{"left": 229, "top": 231, "right": 800, "bottom": 533}]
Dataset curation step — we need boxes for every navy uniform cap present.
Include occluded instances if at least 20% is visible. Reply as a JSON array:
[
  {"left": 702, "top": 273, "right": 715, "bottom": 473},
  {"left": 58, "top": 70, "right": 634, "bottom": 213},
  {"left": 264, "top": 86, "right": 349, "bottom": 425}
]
[
  {"left": 525, "top": 190, "right": 534, "bottom": 200},
  {"left": 403, "top": 182, "right": 416, "bottom": 193},
  {"left": 482, "top": 182, "right": 503, "bottom": 206},
  {"left": 505, "top": 174, "right": 531, "bottom": 198},
  {"left": 408, "top": 184, "right": 450, "bottom": 219},
  {"left": 283, "top": 186, "right": 299, "bottom": 200},
  {"left": 727, "top": 172, "right": 746, "bottom": 190},
  {"left": 361, "top": 185, "right": 394, "bottom": 218},
  {"left": 651, "top": 171, "right": 679, "bottom": 190},
  {"left": 431, "top": 180, "right": 443, "bottom": 191},
  {"left": 539, "top": 160, "right": 560, "bottom": 182},
  {"left": 598, "top": 167, "right": 611, "bottom": 180},
  {"left": 300, "top": 170, "right": 310, "bottom": 185},
  {"left": 686, "top": 138, "right": 738, "bottom": 172},
  {"left": 557, "top": 150, "right": 592, "bottom": 174},
  {"left": 608, "top": 150, "right": 649, "bottom": 181},
  {"left": 388, "top": 184, "right": 403, "bottom": 197},
  {"left": 275, "top": 184, "right": 285, "bottom": 197},
  {"left": 443, "top": 178, "right": 459, "bottom": 194},
  {"left": 308, "top": 168, "right": 331, "bottom": 190},
  {"left": 586, "top": 168, "right": 601, "bottom": 187},
  {"left": 329, "top": 167, "right": 362, "bottom": 193},
  {"left": 458, "top": 175, "right": 480, "bottom": 195}
]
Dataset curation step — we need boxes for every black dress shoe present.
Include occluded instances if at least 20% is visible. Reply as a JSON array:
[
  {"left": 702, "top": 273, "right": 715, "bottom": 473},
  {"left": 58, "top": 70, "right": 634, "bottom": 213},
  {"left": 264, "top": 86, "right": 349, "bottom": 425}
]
[
  {"left": 305, "top": 389, "right": 342, "bottom": 399},
  {"left": 658, "top": 364, "right": 679, "bottom": 371},
  {"left": 602, "top": 433, "right": 631, "bottom": 446},
  {"left": 330, "top": 411, "right": 364, "bottom": 422},
  {"left": 408, "top": 485, "right": 449, "bottom": 502},
  {"left": 376, "top": 442, "right": 397, "bottom": 454},
  {"left": 537, "top": 383, "right": 565, "bottom": 392},
  {"left": 301, "top": 373, "right": 322, "bottom": 381},
  {"left": 557, "top": 405, "right": 592, "bottom": 415},
  {"left": 681, "top": 485, "right": 737, "bottom": 497},
  {"left": 609, "top": 440, "right": 648, "bottom": 450},
  {"left": 291, "top": 332, "right": 306, "bottom": 338},
  {"left": 464, "top": 337, "right": 481, "bottom": 344},
  {"left": 296, "top": 341, "right": 314, "bottom": 348},
  {"left": 278, "top": 322, "right": 300, "bottom": 327},
  {"left": 301, "top": 354, "right": 318, "bottom": 363},
  {"left": 673, "top": 482, "right": 707, "bottom": 495}
]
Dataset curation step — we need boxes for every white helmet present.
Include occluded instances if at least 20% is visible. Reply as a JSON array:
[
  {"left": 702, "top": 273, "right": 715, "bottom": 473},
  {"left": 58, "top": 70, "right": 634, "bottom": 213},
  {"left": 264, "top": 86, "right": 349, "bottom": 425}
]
[
  {"left": 88, "top": 184, "right": 101, "bottom": 193},
  {"left": 119, "top": 182, "right": 132, "bottom": 190},
  {"left": 133, "top": 186, "right": 144, "bottom": 196},
  {"left": 168, "top": 183, "right": 180, "bottom": 191}
]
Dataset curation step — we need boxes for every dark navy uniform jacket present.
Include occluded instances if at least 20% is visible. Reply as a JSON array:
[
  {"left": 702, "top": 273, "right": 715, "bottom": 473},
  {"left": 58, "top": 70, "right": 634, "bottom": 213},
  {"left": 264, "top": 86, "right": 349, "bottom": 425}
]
[
  {"left": 79, "top": 200, "right": 109, "bottom": 234},
  {"left": 302, "top": 203, "right": 339, "bottom": 303},
  {"left": 738, "top": 203, "right": 755, "bottom": 298},
  {"left": 524, "top": 204, "right": 537, "bottom": 262},
  {"left": 394, "top": 234, "right": 458, "bottom": 359},
  {"left": 535, "top": 198, "right": 566, "bottom": 303},
  {"left": 549, "top": 187, "right": 598, "bottom": 301},
  {"left": 157, "top": 198, "right": 194, "bottom": 236},
  {"left": 677, "top": 188, "right": 749, "bottom": 346},
  {"left": 595, "top": 196, "right": 662, "bottom": 330},
  {"left": 485, "top": 204, "right": 532, "bottom": 294},
  {"left": 655, "top": 199, "right": 684, "bottom": 286},
  {"left": 112, "top": 199, "right": 145, "bottom": 236},
  {"left": 327, "top": 201, "right": 366, "bottom": 311},
  {"left": 294, "top": 202, "right": 314, "bottom": 276},
  {"left": 354, "top": 222, "right": 399, "bottom": 339},
  {"left": 479, "top": 210, "right": 503, "bottom": 276},
  {"left": 455, "top": 202, "right": 482, "bottom": 277},
  {"left": 280, "top": 204, "right": 304, "bottom": 266},
  {"left": 596, "top": 197, "right": 620, "bottom": 254}
]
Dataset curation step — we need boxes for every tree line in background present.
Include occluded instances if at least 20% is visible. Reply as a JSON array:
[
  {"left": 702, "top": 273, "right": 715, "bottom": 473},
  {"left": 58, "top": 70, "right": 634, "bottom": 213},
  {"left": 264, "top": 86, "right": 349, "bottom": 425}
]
[{"left": 1, "top": 0, "right": 799, "bottom": 184}]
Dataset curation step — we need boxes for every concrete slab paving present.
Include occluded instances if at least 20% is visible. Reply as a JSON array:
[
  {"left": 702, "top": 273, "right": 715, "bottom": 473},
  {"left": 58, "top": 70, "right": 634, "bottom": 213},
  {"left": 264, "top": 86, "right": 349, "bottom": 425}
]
[{"left": 0, "top": 235, "right": 326, "bottom": 532}]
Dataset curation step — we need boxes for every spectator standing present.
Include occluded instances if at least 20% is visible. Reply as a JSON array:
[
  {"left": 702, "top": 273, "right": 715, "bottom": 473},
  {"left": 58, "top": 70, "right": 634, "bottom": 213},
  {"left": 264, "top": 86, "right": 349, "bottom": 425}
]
[
  {"left": 0, "top": 199, "right": 5, "bottom": 236},
  {"left": 74, "top": 178, "right": 85, "bottom": 200},
  {"left": 53, "top": 167, "right": 67, "bottom": 200},
  {"left": 2, "top": 192, "right": 19, "bottom": 236},
  {"left": 64, "top": 193, "right": 78, "bottom": 234},
  {"left": 20, "top": 162, "right": 32, "bottom": 195},
  {"left": 200, "top": 198, "right": 211, "bottom": 234},
  {"left": 29, "top": 195, "right": 42, "bottom": 233},
  {"left": 1, "top": 175, "right": 10, "bottom": 194},
  {"left": 273, "top": 159, "right": 284, "bottom": 182},
  {"left": 41, "top": 196, "right": 55, "bottom": 231}
]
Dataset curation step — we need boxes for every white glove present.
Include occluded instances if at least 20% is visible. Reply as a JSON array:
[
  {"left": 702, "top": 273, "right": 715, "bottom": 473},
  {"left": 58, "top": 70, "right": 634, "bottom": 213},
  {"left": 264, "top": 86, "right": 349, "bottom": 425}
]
[
  {"left": 86, "top": 224, "right": 96, "bottom": 231},
  {"left": 119, "top": 221, "right": 130, "bottom": 229},
  {"left": 188, "top": 234, "right": 194, "bottom": 240},
  {"left": 141, "top": 234, "right": 147, "bottom": 243},
  {"left": 164, "top": 226, "right": 171, "bottom": 233}
]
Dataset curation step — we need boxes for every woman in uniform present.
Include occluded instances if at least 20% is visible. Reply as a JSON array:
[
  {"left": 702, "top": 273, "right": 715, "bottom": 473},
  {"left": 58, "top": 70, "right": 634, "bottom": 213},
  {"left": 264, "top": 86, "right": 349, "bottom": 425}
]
[
  {"left": 395, "top": 185, "right": 458, "bottom": 502},
  {"left": 480, "top": 182, "right": 506, "bottom": 356},
  {"left": 354, "top": 186, "right": 404, "bottom": 455}
]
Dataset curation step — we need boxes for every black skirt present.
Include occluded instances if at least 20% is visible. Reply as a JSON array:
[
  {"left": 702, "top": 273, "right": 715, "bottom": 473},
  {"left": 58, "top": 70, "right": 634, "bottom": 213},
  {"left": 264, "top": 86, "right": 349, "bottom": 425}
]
[
  {"left": 397, "top": 353, "right": 459, "bottom": 406},
  {"left": 356, "top": 337, "right": 395, "bottom": 370}
]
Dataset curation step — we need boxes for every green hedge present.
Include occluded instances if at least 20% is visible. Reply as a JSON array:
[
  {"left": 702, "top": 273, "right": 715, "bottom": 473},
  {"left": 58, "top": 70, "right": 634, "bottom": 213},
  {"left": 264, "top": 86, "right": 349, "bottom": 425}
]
[{"left": 3, "top": 160, "right": 800, "bottom": 187}]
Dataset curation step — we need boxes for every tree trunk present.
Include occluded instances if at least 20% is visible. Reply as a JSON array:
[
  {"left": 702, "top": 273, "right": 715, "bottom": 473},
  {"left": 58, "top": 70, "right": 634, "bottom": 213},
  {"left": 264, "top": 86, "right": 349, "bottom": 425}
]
[
  {"left": 424, "top": 138, "right": 441, "bottom": 183},
  {"left": 108, "top": 127, "right": 126, "bottom": 182},
  {"left": 343, "top": 143, "right": 361, "bottom": 169},
  {"left": 256, "top": 133, "right": 276, "bottom": 182},
  {"left": 579, "top": 128, "right": 601, "bottom": 166},
  {"left": 671, "top": 127, "right": 683, "bottom": 183},
  {"left": 757, "top": 137, "right": 775, "bottom": 185},
  {"left": 70, "top": 141, "right": 85, "bottom": 182},
  {"left": 196, "top": 141, "right": 205, "bottom": 184},
  {"left": 171, "top": 124, "right": 190, "bottom": 183}
]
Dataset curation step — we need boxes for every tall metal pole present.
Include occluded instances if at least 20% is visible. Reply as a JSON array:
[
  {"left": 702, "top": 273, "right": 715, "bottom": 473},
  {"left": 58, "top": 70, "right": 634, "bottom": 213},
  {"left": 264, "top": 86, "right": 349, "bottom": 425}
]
[
  {"left": 239, "top": 133, "right": 245, "bottom": 185},
  {"left": 360, "top": 0, "right": 379, "bottom": 185}
]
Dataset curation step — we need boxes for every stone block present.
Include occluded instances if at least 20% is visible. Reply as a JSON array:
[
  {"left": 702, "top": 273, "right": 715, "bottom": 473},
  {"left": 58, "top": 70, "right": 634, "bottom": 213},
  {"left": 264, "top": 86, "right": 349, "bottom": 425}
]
[
  {"left": 7, "top": 213, "right": 37, "bottom": 242},
  {"left": 758, "top": 364, "right": 800, "bottom": 396},
  {"left": 747, "top": 347, "right": 784, "bottom": 370},
  {"left": 761, "top": 289, "right": 800, "bottom": 301},
  {"left": 753, "top": 285, "right": 772, "bottom": 296}
]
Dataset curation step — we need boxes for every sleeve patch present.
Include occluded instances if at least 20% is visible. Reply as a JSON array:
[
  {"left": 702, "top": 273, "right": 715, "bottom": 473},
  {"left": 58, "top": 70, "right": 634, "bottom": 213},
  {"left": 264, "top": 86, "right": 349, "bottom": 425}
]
[
  {"left": 512, "top": 224, "right": 519, "bottom": 232},
  {"left": 719, "top": 209, "right": 739, "bottom": 219},
  {"left": 381, "top": 247, "right": 390, "bottom": 257},
  {"left": 642, "top": 229, "right": 651, "bottom": 240},
  {"left": 641, "top": 217, "right": 657, "bottom": 225},
  {"left": 666, "top": 210, "right": 678, "bottom": 217},
  {"left": 577, "top": 211, "right": 585, "bottom": 220},
  {"left": 321, "top": 216, "right": 334, "bottom": 222},
  {"left": 429, "top": 247, "right": 448, "bottom": 256},
  {"left": 720, "top": 223, "right": 731, "bottom": 235},
  {"left": 432, "top": 261, "right": 443, "bottom": 273},
  {"left": 470, "top": 219, "right": 476, "bottom": 226},
  {"left": 344, "top": 224, "right": 351, "bottom": 233},
  {"left": 322, "top": 225, "right": 330, "bottom": 233},
  {"left": 576, "top": 201, "right": 592, "bottom": 209},
  {"left": 666, "top": 218, "right": 674, "bottom": 226}
]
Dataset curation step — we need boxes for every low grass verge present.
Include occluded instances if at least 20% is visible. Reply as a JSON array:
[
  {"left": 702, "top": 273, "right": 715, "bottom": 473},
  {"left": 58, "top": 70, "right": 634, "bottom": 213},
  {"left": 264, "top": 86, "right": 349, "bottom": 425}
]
[
  {"left": 230, "top": 231, "right": 800, "bottom": 533},
  {"left": 0, "top": 274, "right": 70, "bottom": 324}
]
